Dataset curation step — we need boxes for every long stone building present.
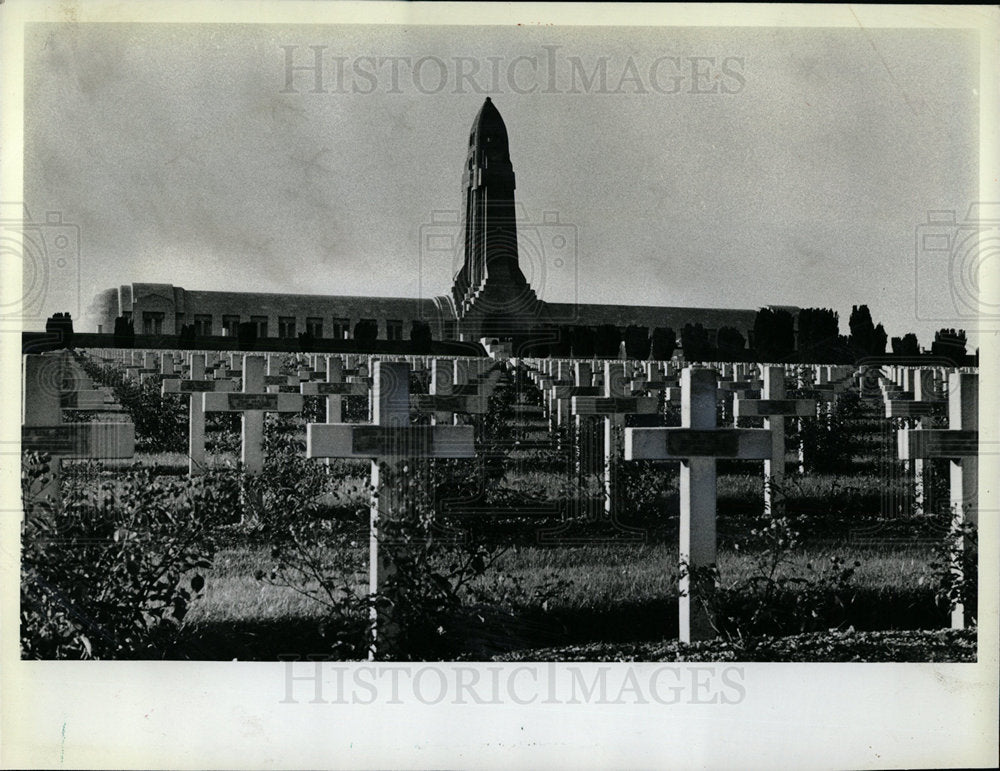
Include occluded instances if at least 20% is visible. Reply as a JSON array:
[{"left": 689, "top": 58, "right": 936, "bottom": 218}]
[{"left": 89, "top": 98, "right": 794, "bottom": 347}]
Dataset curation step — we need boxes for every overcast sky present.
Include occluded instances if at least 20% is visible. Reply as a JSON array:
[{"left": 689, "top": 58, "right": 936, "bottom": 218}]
[{"left": 24, "top": 23, "right": 979, "bottom": 347}]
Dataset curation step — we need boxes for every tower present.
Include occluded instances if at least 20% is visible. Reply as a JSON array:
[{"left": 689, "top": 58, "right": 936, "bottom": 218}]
[{"left": 449, "top": 97, "right": 541, "bottom": 341}]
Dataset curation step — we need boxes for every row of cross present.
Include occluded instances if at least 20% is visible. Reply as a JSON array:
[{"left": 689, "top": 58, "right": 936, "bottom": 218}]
[{"left": 21, "top": 350, "right": 980, "bottom": 652}]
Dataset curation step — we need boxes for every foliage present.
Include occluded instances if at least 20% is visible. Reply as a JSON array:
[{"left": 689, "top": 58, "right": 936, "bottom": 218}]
[
  {"left": 77, "top": 357, "right": 187, "bottom": 453},
  {"left": 548, "top": 325, "right": 572, "bottom": 357},
  {"left": 237, "top": 321, "right": 257, "bottom": 350},
  {"left": 931, "top": 328, "right": 967, "bottom": 362},
  {"left": 20, "top": 453, "right": 235, "bottom": 659},
  {"left": 687, "top": 511, "right": 859, "bottom": 654},
  {"left": 614, "top": 455, "right": 674, "bottom": 528},
  {"left": 891, "top": 333, "right": 920, "bottom": 356},
  {"left": 178, "top": 323, "right": 196, "bottom": 347},
  {"left": 253, "top": 379, "right": 567, "bottom": 659},
  {"left": 297, "top": 330, "right": 316, "bottom": 351},
  {"left": 795, "top": 396, "right": 860, "bottom": 474},
  {"left": 410, "top": 320, "right": 433, "bottom": 350},
  {"left": 716, "top": 325, "right": 746, "bottom": 360},
  {"left": 680, "top": 322, "right": 713, "bottom": 362},
  {"left": 752, "top": 307, "right": 795, "bottom": 362},
  {"left": 623, "top": 325, "right": 651, "bottom": 360},
  {"left": 45, "top": 312, "right": 75, "bottom": 348},
  {"left": 796, "top": 308, "right": 842, "bottom": 363},
  {"left": 594, "top": 324, "right": 622, "bottom": 358},
  {"left": 848, "top": 305, "right": 887, "bottom": 357},
  {"left": 650, "top": 326, "right": 676, "bottom": 361},
  {"left": 927, "top": 517, "right": 977, "bottom": 626},
  {"left": 569, "top": 325, "right": 596, "bottom": 359},
  {"left": 353, "top": 319, "right": 379, "bottom": 349},
  {"left": 113, "top": 315, "right": 135, "bottom": 347}
]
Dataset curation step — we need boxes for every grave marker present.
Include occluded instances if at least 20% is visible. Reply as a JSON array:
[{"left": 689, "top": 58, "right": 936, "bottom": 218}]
[
  {"left": 162, "top": 354, "right": 235, "bottom": 475},
  {"left": 203, "top": 355, "right": 303, "bottom": 473},
  {"left": 571, "top": 362, "right": 658, "bottom": 523},
  {"left": 734, "top": 366, "right": 815, "bottom": 515},
  {"left": 898, "top": 372, "right": 978, "bottom": 629},
  {"left": 306, "top": 362, "right": 475, "bottom": 657},
  {"left": 625, "top": 367, "right": 771, "bottom": 643}
]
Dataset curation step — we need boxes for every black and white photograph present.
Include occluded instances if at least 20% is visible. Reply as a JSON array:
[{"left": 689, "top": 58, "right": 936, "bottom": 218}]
[{"left": 1, "top": 2, "right": 997, "bottom": 769}]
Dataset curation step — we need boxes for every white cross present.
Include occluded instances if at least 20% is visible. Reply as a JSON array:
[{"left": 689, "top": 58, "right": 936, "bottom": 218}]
[
  {"left": 885, "top": 368, "right": 946, "bottom": 515},
  {"left": 898, "top": 372, "right": 978, "bottom": 629},
  {"left": 161, "top": 353, "right": 235, "bottom": 475},
  {"left": 625, "top": 366, "right": 772, "bottom": 643},
  {"left": 203, "top": 355, "right": 303, "bottom": 474},
  {"left": 572, "top": 362, "right": 658, "bottom": 526},
  {"left": 412, "top": 359, "right": 489, "bottom": 424},
  {"left": 300, "top": 357, "right": 367, "bottom": 423},
  {"left": 734, "top": 366, "right": 816, "bottom": 515},
  {"left": 305, "top": 361, "right": 475, "bottom": 657}
]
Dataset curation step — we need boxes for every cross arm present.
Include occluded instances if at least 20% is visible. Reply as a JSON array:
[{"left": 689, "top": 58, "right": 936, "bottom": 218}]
[
  {"left": 734, "top": 398, "right": 816, "bottom": 418},
  {"left": 306, "top": 424, "right": 475, "bottom": 459},
  {"left": 625, "top": 427, "right": 772, "bottom": 460},
  {"left": 897, "top": 429, "right": 978, "bottom": 460},
  {"left": 203, "top": 392, "right": 304, "bottom": 413}
]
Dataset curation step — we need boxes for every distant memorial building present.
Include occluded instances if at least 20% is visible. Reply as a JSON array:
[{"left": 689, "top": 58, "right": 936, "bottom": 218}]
[{"left": 89, "top": 98, "right": 787, "bottom": 348}]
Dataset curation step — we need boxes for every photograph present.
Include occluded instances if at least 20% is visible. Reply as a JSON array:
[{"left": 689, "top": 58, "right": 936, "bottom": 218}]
[{"left": 2, "top": 2, "right": 997, "bottom": 769}]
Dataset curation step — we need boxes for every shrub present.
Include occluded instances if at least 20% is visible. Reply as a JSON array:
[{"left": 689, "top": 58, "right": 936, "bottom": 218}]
[
  {"left": 928, "top": 517, "right": 977, "bottom": 626},
  {"left": 20, "top": 453, "right": 236, "bottom": 659},
  {"left": 77, "top": 357, "right": 187, "bottom": 453},
  {"left": 688, "top": 511, "right": 859, "bottom": 653}
]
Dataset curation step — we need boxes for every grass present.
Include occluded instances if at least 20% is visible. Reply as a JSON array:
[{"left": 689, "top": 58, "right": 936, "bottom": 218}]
[
  {"left": 38, "top": 359, "right": 969, "bottom": 660},
  {"left": 168, "top": 534, "right": 952, "bottom": 660},
  {"left": 184, "top": 539, "right": 939, "bottom": 625}
]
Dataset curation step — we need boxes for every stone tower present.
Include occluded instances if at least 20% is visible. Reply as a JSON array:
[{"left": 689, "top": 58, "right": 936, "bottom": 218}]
[{"left": 449, "top": 97, "right": 542, "bottom": 341}]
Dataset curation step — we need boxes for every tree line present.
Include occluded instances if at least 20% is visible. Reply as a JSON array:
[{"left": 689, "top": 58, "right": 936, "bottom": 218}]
[{"left": 45, "top": 308, "right": 973, "bottom": 365}]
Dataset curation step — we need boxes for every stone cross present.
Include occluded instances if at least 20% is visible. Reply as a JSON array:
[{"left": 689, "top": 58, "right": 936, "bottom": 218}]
[
  {"left": 21, "top": 353, "right": 135, "bottom": 503},
  {"left": 898, "top": 372, "right": 978, "bottom": 628},
  {"left": 885, "top": 368, "right": 946, "bottom": 515},
  {"left": 734, "top": 366, "right": 815, "bottom": 515},
  {"left": 625, "top": 367, "right": 772, "bottom": 643},
  {"left": 264, "top": 354, "right": 286, "bottom": 393},
  {"left": 300, "top": 357, "right": 366, "bottom": 424},
  {"left": 413, "top": 359, "right": 488, "bottom": 425},
  {"left": 162, "top": 353, "right": 235, "bottom": 475},
  {"left": 305, "top": 362, "right": 475, "bottom": 657},
  {"left": 203, "top": 355, "right": 303, "bottom": 474},
  {"left": 572, "top": 362, "right": 658, "bottom": 522}
]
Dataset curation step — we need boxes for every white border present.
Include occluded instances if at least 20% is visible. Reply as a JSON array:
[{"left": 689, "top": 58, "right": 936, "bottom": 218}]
[{"left": 1, "top": 3, "right": 997, "bottom": 769}]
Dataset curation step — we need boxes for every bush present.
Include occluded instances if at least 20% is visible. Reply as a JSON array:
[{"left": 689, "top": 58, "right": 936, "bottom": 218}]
[
  {"left": 689, "top": 512, "right": 859, "bottom": 654},
  {"left": 928, "top": 517, "right": 977, "bottom": 626},
  {"left": 20, "top": 453, "right": 237, "bottom": 659},
  {"left": 77, "top": 357, "right": 187, "bottom": 453},
  {"left": 252, "top": 398, "right": 536, "bottom": 659}
]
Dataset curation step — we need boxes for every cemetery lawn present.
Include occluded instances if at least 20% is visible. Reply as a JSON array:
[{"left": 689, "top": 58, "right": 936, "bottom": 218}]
[{"left": 178, "top": 538, "right": 961, "bottom": 662}]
